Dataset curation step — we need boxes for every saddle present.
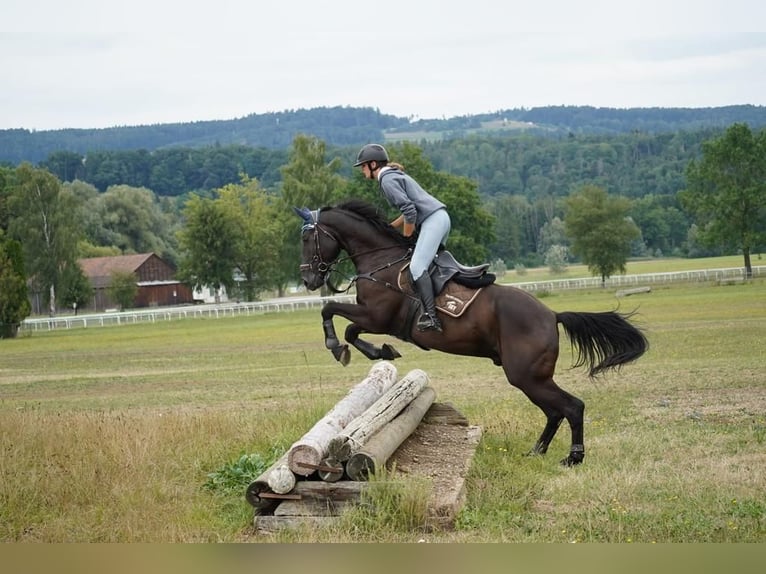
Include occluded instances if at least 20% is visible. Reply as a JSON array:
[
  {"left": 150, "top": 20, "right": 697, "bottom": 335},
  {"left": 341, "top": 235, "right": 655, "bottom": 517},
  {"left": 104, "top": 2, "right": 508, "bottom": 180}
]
[
  {"left": 430, "top": 251, "right": 493, "bottom": 293},
  {"left": 397, "top": 250, "right": 495, "bottom": 319}
]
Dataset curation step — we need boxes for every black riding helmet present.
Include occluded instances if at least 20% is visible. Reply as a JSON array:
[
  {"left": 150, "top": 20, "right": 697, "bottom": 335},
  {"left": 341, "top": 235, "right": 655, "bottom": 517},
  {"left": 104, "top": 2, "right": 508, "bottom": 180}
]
[{"left": 353, "top": 143, "right": 389, "bottom": 167}]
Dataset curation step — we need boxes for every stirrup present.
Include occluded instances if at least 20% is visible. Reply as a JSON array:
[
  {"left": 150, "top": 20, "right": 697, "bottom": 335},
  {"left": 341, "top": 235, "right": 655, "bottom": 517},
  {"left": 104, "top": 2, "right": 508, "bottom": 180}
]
[{"left": 417, "top": 313, "right": 442, "bottom": 332}]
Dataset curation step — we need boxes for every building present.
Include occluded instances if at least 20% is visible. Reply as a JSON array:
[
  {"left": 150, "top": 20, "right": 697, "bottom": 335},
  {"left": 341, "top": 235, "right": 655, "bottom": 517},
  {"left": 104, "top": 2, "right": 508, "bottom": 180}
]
[{"left": 78, "top": 253, "right": 194, "bottom": 311}]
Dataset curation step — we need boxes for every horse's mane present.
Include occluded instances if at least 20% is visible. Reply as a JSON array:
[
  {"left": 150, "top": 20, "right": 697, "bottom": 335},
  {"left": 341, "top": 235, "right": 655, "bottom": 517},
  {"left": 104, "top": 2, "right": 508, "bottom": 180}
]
[{"left": 326, "top": 199, "right": 413, "bottom": 247}]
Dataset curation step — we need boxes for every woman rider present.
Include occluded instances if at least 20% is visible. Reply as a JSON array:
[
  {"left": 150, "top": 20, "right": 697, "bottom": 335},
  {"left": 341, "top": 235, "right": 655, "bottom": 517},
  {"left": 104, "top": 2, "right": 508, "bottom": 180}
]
[{"left": 354, "top": 143, "right": 451, "bottom": 332}]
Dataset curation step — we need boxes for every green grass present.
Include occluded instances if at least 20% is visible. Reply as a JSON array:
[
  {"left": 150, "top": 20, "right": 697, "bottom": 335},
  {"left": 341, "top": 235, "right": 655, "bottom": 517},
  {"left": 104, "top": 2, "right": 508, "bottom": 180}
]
[
  {"left": 1, "top": 279, "right": 765, "bottom": 542},
  {"left": 502, "top": 254, "right": 759, "bottom": 284}
]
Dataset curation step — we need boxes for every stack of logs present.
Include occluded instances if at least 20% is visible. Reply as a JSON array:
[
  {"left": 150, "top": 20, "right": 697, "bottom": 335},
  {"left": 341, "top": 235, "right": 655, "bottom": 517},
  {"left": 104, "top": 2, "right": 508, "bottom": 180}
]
[{"left": 245, "top": 361, "right": 437, "bottom": 525}]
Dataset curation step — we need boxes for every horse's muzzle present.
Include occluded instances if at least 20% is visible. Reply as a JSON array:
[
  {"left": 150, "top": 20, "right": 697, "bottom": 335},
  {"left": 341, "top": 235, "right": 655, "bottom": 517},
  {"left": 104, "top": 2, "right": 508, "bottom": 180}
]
[{"left": 302, "top": 274, "right": 325, "bottom": 292}]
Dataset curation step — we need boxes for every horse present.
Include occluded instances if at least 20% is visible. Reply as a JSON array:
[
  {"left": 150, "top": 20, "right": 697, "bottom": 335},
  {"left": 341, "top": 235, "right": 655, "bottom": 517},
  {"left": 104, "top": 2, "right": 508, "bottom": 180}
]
[{"left": 294, "top": 199, "right": 648, "bottom": 466}]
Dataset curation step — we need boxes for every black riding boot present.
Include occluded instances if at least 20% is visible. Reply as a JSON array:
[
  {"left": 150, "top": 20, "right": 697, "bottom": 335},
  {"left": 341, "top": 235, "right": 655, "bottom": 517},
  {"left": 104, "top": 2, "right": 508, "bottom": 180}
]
[{"left": 413, "top": 274, "right": 442, "bottom": 332}]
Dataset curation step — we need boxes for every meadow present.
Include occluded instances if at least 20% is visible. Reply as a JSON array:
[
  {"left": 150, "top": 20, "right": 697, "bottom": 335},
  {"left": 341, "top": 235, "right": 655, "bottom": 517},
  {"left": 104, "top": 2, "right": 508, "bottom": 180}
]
[{"left": 1, "top": 269, "right": 764, "bottom": 542}]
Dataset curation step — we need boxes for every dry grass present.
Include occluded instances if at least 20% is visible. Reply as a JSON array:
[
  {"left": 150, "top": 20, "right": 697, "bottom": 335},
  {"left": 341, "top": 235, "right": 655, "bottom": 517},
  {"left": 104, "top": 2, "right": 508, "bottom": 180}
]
[{"left": 1, "top": 278, "right": 764, "bottom": 542}]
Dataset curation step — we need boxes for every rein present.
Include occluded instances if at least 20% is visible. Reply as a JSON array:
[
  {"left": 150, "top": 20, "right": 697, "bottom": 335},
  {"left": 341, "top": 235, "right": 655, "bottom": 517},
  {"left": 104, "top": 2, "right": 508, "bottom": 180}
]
[{"left": 301, "top": 216, "right": 412, "bottom": 295}]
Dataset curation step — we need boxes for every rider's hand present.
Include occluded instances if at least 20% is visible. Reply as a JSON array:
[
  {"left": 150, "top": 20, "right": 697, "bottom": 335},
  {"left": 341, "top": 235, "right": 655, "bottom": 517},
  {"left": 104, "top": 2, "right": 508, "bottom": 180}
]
[{"left": 403, "top": 222, "right": 415, "bottom": 237}]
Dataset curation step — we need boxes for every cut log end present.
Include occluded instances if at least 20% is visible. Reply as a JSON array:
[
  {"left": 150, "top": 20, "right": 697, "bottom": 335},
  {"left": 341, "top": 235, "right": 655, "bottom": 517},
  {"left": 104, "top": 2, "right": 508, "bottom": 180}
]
[
  {"left": 318, "top": 457, "right": 345, "bottom": 482},
  {"left": 345, "top": 452, "right": 376, "bottom": 482},
  {"left": 288, "top": 444, "right": 323, "bottom": 476},
  {"left": 267, "top": 464, "right": 297, "bottom": 494}
]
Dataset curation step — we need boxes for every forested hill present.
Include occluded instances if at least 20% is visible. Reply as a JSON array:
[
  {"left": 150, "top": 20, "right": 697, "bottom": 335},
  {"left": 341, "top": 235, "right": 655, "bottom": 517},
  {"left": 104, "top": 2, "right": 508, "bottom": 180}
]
[{"left": 2, "top": 104, "right": 766, "bottom": 164}]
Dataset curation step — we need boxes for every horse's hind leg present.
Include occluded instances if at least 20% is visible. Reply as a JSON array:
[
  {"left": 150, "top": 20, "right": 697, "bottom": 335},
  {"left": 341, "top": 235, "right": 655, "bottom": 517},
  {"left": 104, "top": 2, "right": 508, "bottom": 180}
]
[
  {"left": 506, "top": 363, "right": 585, "bottom": 466},
  {"left": 526, "top": 381, "right": 585, "bottom": 466}
]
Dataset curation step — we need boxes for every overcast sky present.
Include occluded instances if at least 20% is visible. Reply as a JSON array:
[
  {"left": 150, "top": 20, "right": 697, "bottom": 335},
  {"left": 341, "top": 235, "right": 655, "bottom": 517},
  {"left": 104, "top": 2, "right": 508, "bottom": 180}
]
[{"left": 2, "top": 0, "right": 765, "bottom": 131}]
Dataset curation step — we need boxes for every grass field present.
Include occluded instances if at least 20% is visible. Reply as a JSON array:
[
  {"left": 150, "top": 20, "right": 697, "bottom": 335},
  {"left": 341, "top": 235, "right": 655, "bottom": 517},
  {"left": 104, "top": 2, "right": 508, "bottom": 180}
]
[
  {"left": 1, "top": 274, "right": 764, "bottom": 542},
  {"left": 502, "top": 254, "right": 761, "bottom": 284}
]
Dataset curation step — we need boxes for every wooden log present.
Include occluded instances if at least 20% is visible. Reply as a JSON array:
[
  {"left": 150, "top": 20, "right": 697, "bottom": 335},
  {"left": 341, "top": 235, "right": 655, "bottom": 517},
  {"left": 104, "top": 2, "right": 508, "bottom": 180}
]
[
  {"left": 267, "top": 463, "right": 296, "bottom": 494},
  {"left": 245, "top": 452, "right": 291, "bottom": 511},
  {"left": 327, "top": 369, "right": 430, "bottom": 462},
  {"left": 346, "top": 386, "right": 437, "bottom": 481},
  {"left": 287, "top": 361, "right": 398, "bottom": 476},
  {"left": 616, "top": 286, "right": 652, "bottom": 297},
  {"left": 317, "top": 457, "right": 344, "bottom": 482}
]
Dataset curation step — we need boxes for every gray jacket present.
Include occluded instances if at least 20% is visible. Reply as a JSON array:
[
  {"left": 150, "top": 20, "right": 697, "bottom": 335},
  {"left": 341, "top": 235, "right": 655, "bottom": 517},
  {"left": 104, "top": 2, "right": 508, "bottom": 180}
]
[{"left": 378, "top": 167, "right": 446, "bottom": 226}]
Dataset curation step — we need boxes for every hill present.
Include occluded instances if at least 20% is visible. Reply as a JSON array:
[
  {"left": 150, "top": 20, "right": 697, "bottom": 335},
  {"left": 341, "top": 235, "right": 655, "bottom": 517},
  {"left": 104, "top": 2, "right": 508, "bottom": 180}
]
[{"left": 2, "top": 104, "right": 765, "bottom": 164}]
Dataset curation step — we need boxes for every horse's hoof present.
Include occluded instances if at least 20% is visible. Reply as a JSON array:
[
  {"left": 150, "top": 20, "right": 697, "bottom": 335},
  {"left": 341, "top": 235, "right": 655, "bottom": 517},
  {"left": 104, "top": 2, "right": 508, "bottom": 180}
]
[
  {"left": 332, "top": 345, "right": 351, "bottom": 366},
  {"left": 560, "top": 453, "right": 584, "bottom": 467},
  {"left": 380, "top": 344, "right": 401, "bottom": 360}
]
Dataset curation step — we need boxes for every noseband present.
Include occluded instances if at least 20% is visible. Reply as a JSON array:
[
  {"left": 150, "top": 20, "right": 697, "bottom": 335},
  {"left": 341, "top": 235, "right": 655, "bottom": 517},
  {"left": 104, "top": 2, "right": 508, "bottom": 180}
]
[{"left": 299, "top": 209, "right": 340, "bottom": 278}]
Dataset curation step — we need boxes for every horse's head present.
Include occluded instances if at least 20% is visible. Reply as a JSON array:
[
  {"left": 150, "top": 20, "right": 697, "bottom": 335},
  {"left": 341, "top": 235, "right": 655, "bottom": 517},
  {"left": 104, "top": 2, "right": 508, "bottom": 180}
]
[{"left": 293, "top": 206, "right": 342, "bottom": 291}]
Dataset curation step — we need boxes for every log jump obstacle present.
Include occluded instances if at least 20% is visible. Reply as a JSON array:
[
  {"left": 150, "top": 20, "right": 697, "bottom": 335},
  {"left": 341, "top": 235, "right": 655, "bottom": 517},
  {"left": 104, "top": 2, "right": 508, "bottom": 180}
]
[{"left": 245, "top": 362, "right": 482, "bottom": 533}]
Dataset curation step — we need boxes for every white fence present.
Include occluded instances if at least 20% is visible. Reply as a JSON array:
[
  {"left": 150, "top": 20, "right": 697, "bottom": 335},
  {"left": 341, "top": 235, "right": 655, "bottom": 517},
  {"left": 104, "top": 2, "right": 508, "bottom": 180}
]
[
  {"left": 19, "top": 265, "right": 764, "bottom": 333},
  {"left": 20, "top": 295, "right": 356, "bottom": 333},
  {"left": 512, "top": 266, "right": 764, "bottom": 292}
]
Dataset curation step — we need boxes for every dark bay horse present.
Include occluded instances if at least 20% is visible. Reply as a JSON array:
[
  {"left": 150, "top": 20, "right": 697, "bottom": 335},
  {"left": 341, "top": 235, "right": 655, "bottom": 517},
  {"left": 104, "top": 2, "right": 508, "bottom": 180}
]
[{"left": 295, "top": 200, "right": 648, "bottom": 465}]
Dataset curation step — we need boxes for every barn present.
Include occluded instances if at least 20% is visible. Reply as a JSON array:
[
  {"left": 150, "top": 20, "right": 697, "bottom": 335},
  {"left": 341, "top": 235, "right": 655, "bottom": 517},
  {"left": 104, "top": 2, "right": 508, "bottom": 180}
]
[{"left": 78, "top": 253, "right": 194, "bottom": 311}]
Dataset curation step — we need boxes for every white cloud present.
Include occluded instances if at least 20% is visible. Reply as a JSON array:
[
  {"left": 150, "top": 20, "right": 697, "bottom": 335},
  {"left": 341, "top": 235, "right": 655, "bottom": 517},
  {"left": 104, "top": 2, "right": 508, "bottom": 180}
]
[{"left": 1, "top": 0, "right": 765, "bottom": 130}]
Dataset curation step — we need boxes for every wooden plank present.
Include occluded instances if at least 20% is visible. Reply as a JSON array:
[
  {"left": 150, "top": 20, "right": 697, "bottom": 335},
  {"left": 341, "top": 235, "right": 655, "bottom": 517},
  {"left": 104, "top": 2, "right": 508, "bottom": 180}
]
[
  {"left": 287, "top": 361, "right": 398, "bottom": 476},
  {"left": 274, "top": 499, "right": 351, "bottom": 517},
  {"left": 290, "top": 480, "right": 367, "bottom": 502},
  {"left": 422, "top": 401, "right": 469, "bottom": 426},
  {"left": 255, "top": 515, "right": 339, "bottom": 534}
]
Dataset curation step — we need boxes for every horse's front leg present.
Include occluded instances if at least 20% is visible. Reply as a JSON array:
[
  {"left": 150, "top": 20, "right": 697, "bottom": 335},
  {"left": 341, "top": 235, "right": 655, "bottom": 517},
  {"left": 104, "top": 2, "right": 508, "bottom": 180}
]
[
  {"left": 344, "top": 323, "right": 402, "bottom": 361},
  {"left": 321, "top": 317, "right": 351, "bottom": 366},
  {"left": 320, "top": 301, "right": 400, "bottom": 366}
]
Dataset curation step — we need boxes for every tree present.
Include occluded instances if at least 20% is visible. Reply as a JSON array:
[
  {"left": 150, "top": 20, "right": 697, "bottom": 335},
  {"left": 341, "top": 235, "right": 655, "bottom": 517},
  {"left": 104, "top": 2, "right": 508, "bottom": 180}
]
[
  {"left": 91, "top": 185, "right": 178, "bottom": 262},
  {"left": 177, "top": 194, "right": 239, "bottom": 302},
  {"left": 108, "top": 270, "right": 138, "bottom": 311},
  {"left": 630, "top": 194, "right": 689, "bottom": 256},
  {"left": 565, "top": 185, "right": 641, "bottom": 286},
  {"left": 0, "top": 232, "right": 31, "bottom": 338},
  {"left": 0, "top": 166, "right": 12, "bottom": 232},
  {"left": 681, "top": 123, "right": 766, "bottom": 277},
  {"left": 217, "top": 177, "right": 282, "bottom": 300},
  {"left": 7, "top": 164, "right": 83, "bottom": 315},
  {"left": 275, "top": 135, "right": 347, "bottom": 295},
  {"left": 59, "top": 261, "right": 92, "bottom": 313}
]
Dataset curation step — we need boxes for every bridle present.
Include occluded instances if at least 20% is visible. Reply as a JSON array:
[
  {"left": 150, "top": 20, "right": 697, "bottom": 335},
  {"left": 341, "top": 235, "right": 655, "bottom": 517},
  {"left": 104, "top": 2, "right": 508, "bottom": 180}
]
[
  {"left": 299, "top": 209, "right": 341, "bottom": 277},
  {"left": 297, "top": 207, "right": 411, "bottom": 295}
]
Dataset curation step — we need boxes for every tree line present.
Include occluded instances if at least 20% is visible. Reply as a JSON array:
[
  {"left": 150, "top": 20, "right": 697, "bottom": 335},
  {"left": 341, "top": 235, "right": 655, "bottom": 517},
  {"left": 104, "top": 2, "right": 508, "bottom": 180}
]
[
  {"left": 13, "top": 127, "right": 734, "bottom": 263},
  {"left": 3, "top": 104, "right": 765, "bottom": 165},
  {"left": 2, "top": 126, "right": 765, "bottom": 336}
]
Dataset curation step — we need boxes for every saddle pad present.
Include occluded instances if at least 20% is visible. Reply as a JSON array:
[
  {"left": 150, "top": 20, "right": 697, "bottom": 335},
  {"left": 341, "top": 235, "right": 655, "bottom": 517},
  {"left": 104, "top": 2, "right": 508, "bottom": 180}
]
[{"left": 397, "top": 266, "right": 484, "bottom": 318}]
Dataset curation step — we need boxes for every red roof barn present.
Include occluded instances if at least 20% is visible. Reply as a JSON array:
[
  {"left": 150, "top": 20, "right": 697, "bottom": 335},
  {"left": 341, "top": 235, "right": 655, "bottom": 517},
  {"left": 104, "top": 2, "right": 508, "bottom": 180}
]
[{"left": 78, "top": 253, "right": 193, "bottom": 311}]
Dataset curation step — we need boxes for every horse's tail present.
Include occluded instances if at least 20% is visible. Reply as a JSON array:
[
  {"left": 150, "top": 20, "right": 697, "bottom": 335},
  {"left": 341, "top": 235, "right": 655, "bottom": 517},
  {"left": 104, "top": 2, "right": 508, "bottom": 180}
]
[{"left": 556, "top": 310, "right": 648, "bottom": 377}]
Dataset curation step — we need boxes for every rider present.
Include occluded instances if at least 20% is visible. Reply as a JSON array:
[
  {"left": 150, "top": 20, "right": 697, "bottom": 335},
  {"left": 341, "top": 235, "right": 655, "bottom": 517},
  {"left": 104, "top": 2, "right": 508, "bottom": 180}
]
[{"left": 354, "top": 143, "right": 451, "bottom": 333}]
